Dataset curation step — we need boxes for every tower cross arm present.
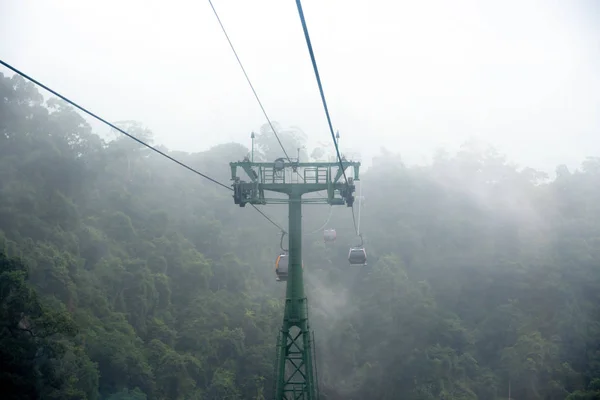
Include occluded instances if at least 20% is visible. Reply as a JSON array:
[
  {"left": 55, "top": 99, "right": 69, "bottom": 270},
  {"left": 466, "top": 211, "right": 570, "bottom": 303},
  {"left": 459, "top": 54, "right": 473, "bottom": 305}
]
[
  {"left": 230, "top": 160, "right": 360, "bottom": 182},
  {"left": 230, "top": 159, "right": 360, "bottom": 207}
]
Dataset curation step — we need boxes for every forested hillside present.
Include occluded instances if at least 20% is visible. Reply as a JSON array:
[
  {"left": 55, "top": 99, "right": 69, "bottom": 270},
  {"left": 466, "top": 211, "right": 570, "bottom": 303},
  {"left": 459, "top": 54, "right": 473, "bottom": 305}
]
[{"left": 1, "top": 71, "right": 599, "bottom": 400}]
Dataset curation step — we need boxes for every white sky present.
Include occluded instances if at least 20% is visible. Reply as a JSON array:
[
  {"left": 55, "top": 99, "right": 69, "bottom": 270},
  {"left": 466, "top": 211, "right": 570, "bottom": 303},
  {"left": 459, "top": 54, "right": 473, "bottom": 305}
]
[{"left": 1, "top": 0, "right": 599, "bottom": 173}]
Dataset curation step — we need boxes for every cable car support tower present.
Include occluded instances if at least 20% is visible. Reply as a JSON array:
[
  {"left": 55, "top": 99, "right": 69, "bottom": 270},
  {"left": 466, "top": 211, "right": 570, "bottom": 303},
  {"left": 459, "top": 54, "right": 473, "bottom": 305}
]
[{"left": 230, "top": 158, "right": 360, "bottom": 399}]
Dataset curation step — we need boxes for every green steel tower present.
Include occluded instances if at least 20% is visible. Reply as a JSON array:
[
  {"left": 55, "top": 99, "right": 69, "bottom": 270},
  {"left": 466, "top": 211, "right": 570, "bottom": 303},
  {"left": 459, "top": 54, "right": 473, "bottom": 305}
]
[{"left": 230, "top": 158, "right": 360, "bottom": 400}]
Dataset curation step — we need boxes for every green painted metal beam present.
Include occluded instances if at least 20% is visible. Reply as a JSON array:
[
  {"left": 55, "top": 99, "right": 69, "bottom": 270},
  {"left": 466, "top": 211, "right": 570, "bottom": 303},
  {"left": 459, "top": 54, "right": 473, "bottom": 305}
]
[
  {"left": 229, "top": 160, "right": 361, "bottom": 184},
  {"left": 230, "top": 160, "right": 358, "bottom": 208},
  {"left": 257, "top": 183, "right": 340, "bottom": 193},
  {"left": 274, "top": 191, "right": 316, "bottom": 400},
  {"left": 231, "top": 161, "right": 360, "bottom": 168}
]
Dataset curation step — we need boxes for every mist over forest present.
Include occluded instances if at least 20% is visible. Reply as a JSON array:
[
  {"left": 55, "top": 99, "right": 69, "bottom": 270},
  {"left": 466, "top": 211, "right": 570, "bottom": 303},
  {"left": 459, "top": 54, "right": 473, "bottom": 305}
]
[{"left": 2, "top": 67, "right": 600, "bottom": 400}]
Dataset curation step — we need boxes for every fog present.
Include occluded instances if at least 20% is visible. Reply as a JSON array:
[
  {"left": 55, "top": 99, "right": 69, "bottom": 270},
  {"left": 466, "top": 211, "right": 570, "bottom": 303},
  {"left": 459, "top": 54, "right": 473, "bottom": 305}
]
[
  {"left": 2, "top": 0, "right": 599, "bottom": 174},
  {"left": 3, "top": 45, "right": 600, "bottom": 397}
]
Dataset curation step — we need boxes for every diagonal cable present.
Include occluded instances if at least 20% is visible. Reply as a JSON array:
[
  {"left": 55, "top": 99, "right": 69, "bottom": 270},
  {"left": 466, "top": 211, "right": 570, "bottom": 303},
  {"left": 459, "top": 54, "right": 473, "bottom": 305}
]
[
  {"left": 0, "top": 59, "right": 231, "bottom": 190},
  {"left": 294, "top": 0, "right": 348, "bottom": 184},
  {"left": 208, "top": 0, "right": 292, "bottom": 163},
  {"left": 250, "top": 204, "right": 287, "bottom": 233},
  {"left": 0, "top": 59, "right": 287, "bottom": 233},
  {"left": 209, "top": 0, "right": 330, "bottom": 197},
  {"left": 293, "top": 0, "right": 359, "bottom": 234}
]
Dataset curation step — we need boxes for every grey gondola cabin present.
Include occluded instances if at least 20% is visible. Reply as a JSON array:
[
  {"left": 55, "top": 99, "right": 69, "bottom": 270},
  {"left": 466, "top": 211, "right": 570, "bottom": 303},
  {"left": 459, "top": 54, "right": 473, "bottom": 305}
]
[{"left": 348, "top": 247, "right": 367, "bottom": 265}]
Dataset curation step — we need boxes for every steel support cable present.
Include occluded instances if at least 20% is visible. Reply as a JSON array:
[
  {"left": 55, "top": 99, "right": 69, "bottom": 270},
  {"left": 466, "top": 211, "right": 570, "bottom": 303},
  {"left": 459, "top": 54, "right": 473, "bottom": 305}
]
[
  {"left": 304, "top": 206, "right": 333, "bottom": 236},
  {"left": 209, "top": 0, "right": 329, "bottom": 199},
  {"left": 293, "top": 0, "right": 359, "bottom": 234},
  {"left": 0, "top": 60, "right": 232, "bottom": 191},
  {"left": 350, "top": 205, "right": 359, "bottom": 236},
  {"left": 280, "top": 231, "right": 288, "bottom": 251},
  {"left": 356, "top": 181, "right": 363, "bottom": 236},
  {"left": 208, "top": 0, "right": 292, "bottom": 163},
  {"left": 294, "top": 0, "right": 347, "bottom": 183},
  {"left": 0, "top": 59, "right": 287, "bottom": 234},
  {"left": 251, "top": 204, "right": 287, "bottom": 233}
]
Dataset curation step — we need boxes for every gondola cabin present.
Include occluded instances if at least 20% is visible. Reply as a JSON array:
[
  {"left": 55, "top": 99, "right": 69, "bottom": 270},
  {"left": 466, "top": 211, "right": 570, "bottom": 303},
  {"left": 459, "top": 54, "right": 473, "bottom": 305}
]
[
  {"left": 275, "top": 253, "right": 304, "bottom": 281},
  {"left": 348, "top": 247, "right": 367, "bottom": 265},
  {"left": 323, "top": 229, "right": 337, "bottom": 242}
]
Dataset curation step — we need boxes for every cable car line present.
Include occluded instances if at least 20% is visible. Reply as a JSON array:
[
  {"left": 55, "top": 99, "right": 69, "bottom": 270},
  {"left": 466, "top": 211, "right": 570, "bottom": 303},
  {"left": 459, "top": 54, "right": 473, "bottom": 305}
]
[
  {"left": 208, "top": 0, "right": 324, "bottom": 195},
  {"left": 356, "top": 181, "right": 363, "bottom": 236},
  {"left": 208, "top": 0, "right": 331, "bottom": 201},
  {"left": 305, "top": 206, "right": 333, "bottom": 236},
  {"left": 0, "top": 59, "right": 287, "bottom": 234},
  {"left": 293, "top": 0, "right": 348, "bottom": 185},
  {"left": 280, "top": 231, "right": 288, "bottom": 252},
  {"left": 0, "top": 59, "right": 232, "bottom": 191},
  {"left": 208, "top": 0, "right": 292, "bottom": 163},
  {"left": 293, "top": 0, "right": 360, "bottom": 236},
  {"left": 250, "top": 204, "right": 287, "bottom": 233}
]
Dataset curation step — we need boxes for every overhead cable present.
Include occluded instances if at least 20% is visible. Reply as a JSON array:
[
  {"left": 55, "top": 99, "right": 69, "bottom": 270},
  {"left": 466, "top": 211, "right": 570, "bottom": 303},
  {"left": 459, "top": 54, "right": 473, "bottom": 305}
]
[
  {"left": 293, "top": 0, "right": 359, "bottom": 234},
  {"left": 208, "top": 0, "right": 292, "bottom": 163},
  {"left": 0, "top": 59, "right": 287, "bottom": 233},
  {"left": 209, "top": 0, "right": 328, "bottom": 197},
  {"left": 305, "top": 206, "right": 333, "bottom": 236},
  {"left": 293, "top": 0, "right": 348, "bottom": 184},
  {"left": 0, "top": 59, "right": 231, "bottom": 191},
  {"left": 251, "top": 204, "right": 287, "bottom": 233}
]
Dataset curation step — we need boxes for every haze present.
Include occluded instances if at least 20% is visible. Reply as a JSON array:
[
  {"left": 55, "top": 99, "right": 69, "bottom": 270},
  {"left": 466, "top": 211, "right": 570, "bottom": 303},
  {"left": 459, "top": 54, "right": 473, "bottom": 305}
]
[{"left": 1, "top": 0, "right": 599, "bottom": 172}]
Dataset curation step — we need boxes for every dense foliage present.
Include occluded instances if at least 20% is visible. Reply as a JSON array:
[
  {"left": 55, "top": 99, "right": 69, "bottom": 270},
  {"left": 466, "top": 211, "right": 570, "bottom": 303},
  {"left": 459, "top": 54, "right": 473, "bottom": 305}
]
[{"left": 1, "top": 71, "right": 599, "bottom": 399}]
